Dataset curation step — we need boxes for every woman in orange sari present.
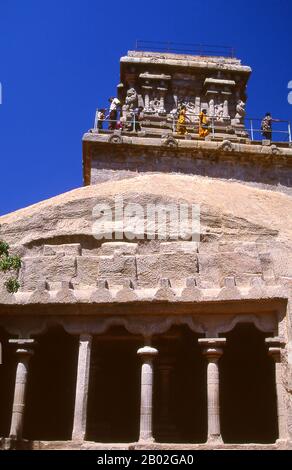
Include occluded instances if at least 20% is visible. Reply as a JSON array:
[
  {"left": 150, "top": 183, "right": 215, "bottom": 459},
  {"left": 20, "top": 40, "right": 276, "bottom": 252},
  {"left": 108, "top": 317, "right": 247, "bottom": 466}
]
[
  {"left": 176, "top": 105, "right": 189, "bottom": 135},
  {"left": 199, "top": 109, "right": 210, "bottom": 138}
]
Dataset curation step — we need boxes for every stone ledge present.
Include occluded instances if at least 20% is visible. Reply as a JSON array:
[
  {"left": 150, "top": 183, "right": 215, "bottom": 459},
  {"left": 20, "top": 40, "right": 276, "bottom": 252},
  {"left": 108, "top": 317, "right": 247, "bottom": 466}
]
[
  {"left": 83, "top": 132, "right": 292, "bottom": 157},
  {"left": 1, "top": 438, "right": 290, "bottom": 450},
  {"left": 0, "top": 277, "right": 288, "bottom": 306}
]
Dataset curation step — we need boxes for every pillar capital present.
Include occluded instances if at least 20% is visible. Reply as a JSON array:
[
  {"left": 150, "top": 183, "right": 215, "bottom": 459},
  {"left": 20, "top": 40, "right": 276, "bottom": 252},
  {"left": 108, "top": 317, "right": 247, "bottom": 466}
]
[
  {"left": 9, "top": 339, "right": 35, "bottom": 358},
  {"left": 137, "top": 346, "right": 158, "bottom": 360},
  {"left": 265, "top": 337, "right": 285, "bottom": 362},
  {"left": 198, "top": 338, "right": 226, "bottom": 361}
]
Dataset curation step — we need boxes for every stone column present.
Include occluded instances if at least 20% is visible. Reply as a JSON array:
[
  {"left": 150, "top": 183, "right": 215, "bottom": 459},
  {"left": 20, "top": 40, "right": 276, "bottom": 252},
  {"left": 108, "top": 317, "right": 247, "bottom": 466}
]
[
  {"left": 9, "top": 339, "right": 35, "bottom": 440},
  {"left": 72, "top": 334, "right": 92, "bottom": 441},
  {"left": 194, "top": 97, "right": 201, "bottom": 119},
  {"left": 157, "top": 87, "right": 167, "bottom": 114},
  {"left": 209, "top": 98, "right": 215, "bottom": 117},
  {"left": 266, "top": 337, "right": 288, "bottom": 441},
  {"left": 137, "top": 345, "right": 158, "bottom": 442},
  {"left": 142, "top": 86, "right": 152, "bottom": 112},
  {"left": 223, "top": 99, "right": 229, "bottom": 118},
  {"left": 199, "top": 338, "right": 226, "bottom": 443}
]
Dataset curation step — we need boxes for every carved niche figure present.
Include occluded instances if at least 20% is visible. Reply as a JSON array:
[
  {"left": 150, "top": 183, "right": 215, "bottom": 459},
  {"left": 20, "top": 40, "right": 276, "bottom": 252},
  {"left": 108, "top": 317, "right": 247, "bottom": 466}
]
[
  {"left": 232, "top": 99, "right": 246, "bottom": 126},
  {"left": 215, "top": 103, "right": 224, "bottom": 122},
  {"left": 185, "top": 101, "right": 198, "bottom": 123},
  {"left": 124, "top": 88, "right": 138, "bottom": 112},
  {"left": 149, "top": 97, "right": 161, "bottom": 113}
]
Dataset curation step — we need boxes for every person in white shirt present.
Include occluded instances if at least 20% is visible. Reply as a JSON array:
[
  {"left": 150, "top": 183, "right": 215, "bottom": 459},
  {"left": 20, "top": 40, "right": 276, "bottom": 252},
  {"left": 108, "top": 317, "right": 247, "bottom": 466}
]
[
  {"left": 108, "top": 97, "right": 120, "bottom": 130},
  {"left": 97, "top": 108, "right": 106, "bottom": 130}
]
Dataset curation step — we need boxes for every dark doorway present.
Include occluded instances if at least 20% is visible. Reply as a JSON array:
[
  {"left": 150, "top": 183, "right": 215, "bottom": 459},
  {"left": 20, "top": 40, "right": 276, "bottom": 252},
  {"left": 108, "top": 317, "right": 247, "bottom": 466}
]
[
  {"left": 87, "top": 327, "right": 141, "bottom": 443},
  {"left": 220, "top": 323, "right": 278, "bottom": 443},
  {"left": 153, "top": 326, "right": 206, "bottom": 443},
  {"left": 24, "top": 326, "right": 78, "bottom": 440},
  {"left": 0, "top": 328, "right": 15, "bottom": 437}
]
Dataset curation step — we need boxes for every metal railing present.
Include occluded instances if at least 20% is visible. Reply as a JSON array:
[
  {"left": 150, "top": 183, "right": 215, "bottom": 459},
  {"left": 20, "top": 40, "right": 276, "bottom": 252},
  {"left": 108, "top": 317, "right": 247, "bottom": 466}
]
[
  {"left": 135, "top": 40, "right": 235, "bottom": 58},
  {"left": 245, "top": 118, "right": 291, "bottom": 143},
  {"left": 93, "top": 114, "right": 292, "bottom": 144}
]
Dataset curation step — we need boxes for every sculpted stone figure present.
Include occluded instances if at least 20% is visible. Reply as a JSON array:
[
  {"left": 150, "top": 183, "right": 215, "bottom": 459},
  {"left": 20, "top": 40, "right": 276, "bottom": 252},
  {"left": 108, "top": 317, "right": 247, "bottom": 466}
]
[
  {"left": 232, "top": 99, "right": 246, "bottom": 126},
  {"left": 124, "top": 88, "right": 138, "bottom": 111},
  {"left": 185, "top": 101, "right": 198, "bottom": 123},
  {"left": 215, "top": 103, "right": 224, "bottom": 122}
]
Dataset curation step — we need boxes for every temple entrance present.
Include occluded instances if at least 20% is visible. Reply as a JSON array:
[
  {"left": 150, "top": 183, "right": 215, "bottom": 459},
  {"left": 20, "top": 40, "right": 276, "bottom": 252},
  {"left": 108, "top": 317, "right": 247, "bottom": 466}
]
[
  {"left": 87, "top": 326, "right": 206, "bottom": 444},
  {"left": 0, "top": 328, "right": 15, "bottom": 437},
  {"left": 87, "top": 327, "right": 141, "bottom": 443},
  {"left": 153, "top": 326, "right": 206, "bottom": 443},
  {"left": 220, "top": 323, "right": 278, "bottom": 443},
  {"left": 24, "top": 326, "right": 78, "bottom": 441}
]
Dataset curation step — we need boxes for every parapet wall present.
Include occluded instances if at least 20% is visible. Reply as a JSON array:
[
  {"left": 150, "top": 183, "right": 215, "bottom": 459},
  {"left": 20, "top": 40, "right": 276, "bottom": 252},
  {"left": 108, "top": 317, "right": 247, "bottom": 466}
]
[{"left": 83, "top": 135, "right": 292, "bottom": 194}]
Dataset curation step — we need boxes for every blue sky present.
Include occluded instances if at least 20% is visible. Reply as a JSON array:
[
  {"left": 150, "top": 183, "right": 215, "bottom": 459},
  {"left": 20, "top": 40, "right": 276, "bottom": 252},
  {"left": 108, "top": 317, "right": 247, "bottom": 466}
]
[{"left": 0, "top": 0, "right": 291, "bottom": 215}]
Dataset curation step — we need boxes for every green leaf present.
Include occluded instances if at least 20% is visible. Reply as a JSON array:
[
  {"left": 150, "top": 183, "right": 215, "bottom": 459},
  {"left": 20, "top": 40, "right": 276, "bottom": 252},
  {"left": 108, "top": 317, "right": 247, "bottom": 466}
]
[
  {"left": 0, "top": 241, "right": 9, "bottom": 256},
  {"left": 4, "top": 278, "right": 20, "bottom": 294}
]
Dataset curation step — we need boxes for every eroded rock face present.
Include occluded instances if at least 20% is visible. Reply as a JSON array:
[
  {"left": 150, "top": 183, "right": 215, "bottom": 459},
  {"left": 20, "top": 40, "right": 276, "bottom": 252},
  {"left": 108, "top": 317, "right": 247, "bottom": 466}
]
[{"left": 0, "top": 173, "right": 291, "bottom": 291}]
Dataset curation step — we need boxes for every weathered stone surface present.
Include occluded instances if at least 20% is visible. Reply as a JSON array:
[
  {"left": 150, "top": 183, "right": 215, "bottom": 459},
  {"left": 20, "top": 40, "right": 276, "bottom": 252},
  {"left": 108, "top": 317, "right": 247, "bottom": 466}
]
[
  {"left": 90, "top": 280, "right": 112, "bottom": 303},
  {"left": 43, "top": 244, "right": 81, "bottom": 256},
  {"left": 154, "top": 278, "right": 176, "bottom": 302},
  {"left": 100, "top": 242, "right": 138, "bottom": 256},
  {"left": 159, "top": 252, "right": 198, "bottom": 287},
  {"left": 198, "top": 251, "right": 262, "bottom": 288},
  {"left": 98, "top": 254, "right": 136, "bottom": 286},
  {"left": 115, "top": 280, "right": 138, "bottom": 302},
  {"left": 180, "top": 277, "right": 202, "bottom": 301},
  {"left": 19, "top": 257, "right": 44, "bottom": 291},
  {"left": 75, "top": 256, "right": 99, "bottom": 287},
  {"left": 43, "top": 255, "right": 77, "bottom": 284},
  {"left": 55, "top": 281, "right": 76, "bottom": 303},
  {"left": 136, "top": 254, "right": 160, "bottom": 288}
]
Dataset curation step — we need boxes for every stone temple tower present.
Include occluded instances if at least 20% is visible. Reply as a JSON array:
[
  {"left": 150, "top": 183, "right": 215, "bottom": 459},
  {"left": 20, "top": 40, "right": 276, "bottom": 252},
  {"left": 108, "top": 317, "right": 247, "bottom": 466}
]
[{"left": 0, "top": 48, "right": 292, "bottom": 450}]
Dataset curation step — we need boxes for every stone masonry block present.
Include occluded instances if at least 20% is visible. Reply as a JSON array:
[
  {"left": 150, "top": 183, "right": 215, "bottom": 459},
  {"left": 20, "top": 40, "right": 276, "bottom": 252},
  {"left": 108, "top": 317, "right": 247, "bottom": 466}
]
[
  {"left": 75, "top": 256, "right": 99, "bottom": 286},
  {"left": 43, "top": 244, "right": 81, "bottom": 256},
  {"left": 19, "top": 257, "right": 44, "bottom": 291},
  {"left": 136, "top": 254, "right": 160, "bottom": 287},
  {"left": 100, "top": 242, "right": 138, "bottom": 256},
  {"left": 43, "top": 255, "right": 77, "bottom": 283},
  {"left": 198, "top": 251, "right": 262, "bottom": 288},
  {"left": 159, "top": 252, "right": 198, "bottom": 286},
  {"left": 98, "top": 254, "right": 137, "bottom": 286}
]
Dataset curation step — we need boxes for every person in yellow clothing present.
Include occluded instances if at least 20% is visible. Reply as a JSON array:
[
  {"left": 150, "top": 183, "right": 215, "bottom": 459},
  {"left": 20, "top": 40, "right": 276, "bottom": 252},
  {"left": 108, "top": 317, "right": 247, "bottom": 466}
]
[
  {"left": 199, "top": 109, "right": 210, "bottom": 138},
  {"left": 176, "top": 105, "right": 189, "bottom": 135}
]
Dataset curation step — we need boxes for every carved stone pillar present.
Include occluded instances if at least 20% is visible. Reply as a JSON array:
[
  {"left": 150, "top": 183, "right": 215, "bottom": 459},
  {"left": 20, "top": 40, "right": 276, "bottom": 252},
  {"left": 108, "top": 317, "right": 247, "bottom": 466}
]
[
  {"left": 157, "top": 87, "right": 167, "bottom": 114},
  {"left": 209, "top": 99, "right": 215, "bottom": 117},
  {"left": 137, "top": 345, "right": 158, "bottom": 442},
  {"left": 266, "top": 337, "right": 288, "bottom": 441},
  {"left": 142, "top": 86, "right": 152, "bottom": 113},
  {"left": 9, "top": 339, "right": 35, "bottom": 440},
  {"left": 194, "top": 97, "right": 201, "bottom": 119},
  {"left": 72, "top": 334, "right": 92, "bottom": 441},
  {"left": 223, "top": 99, "right": 229, "bottom": 118},
  {"left": 199, "top": 338, "right": 226, "bottom": 443}
]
